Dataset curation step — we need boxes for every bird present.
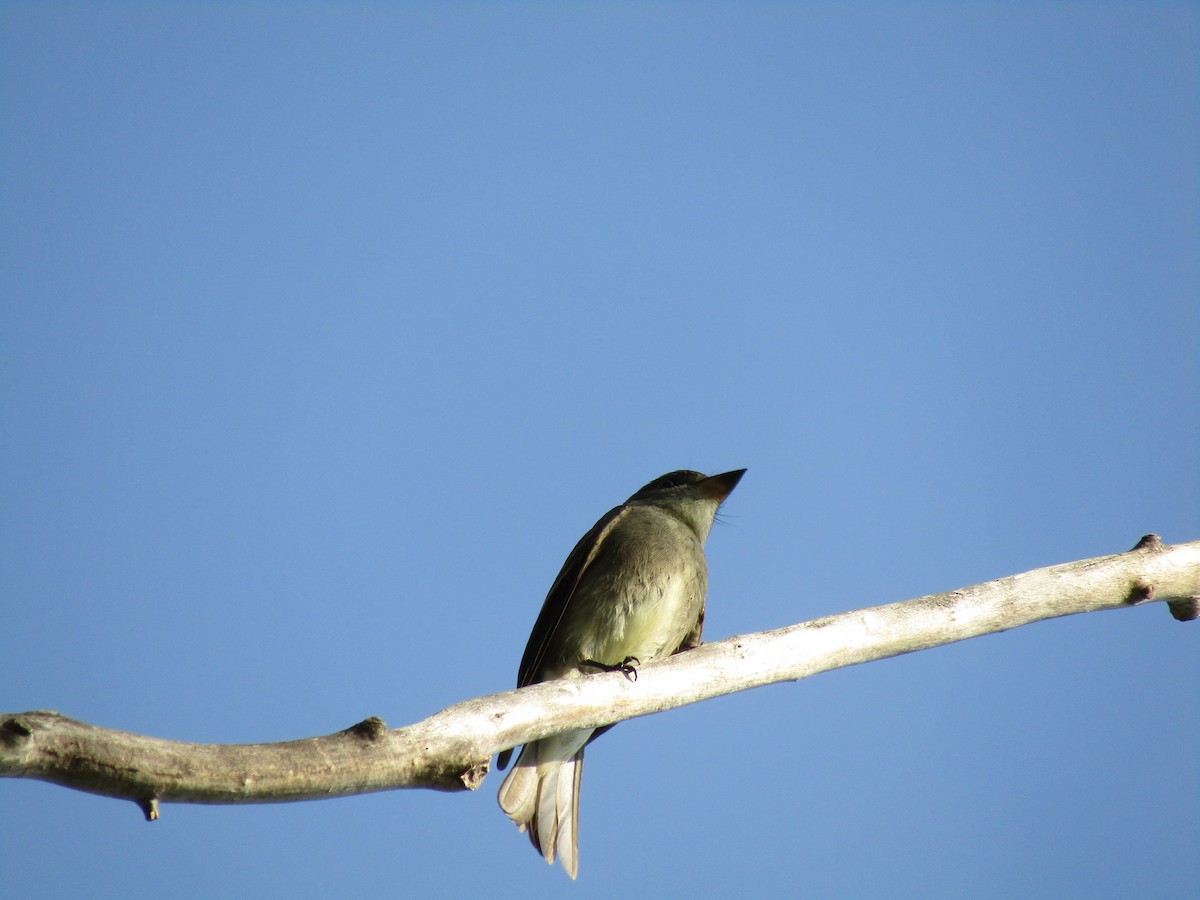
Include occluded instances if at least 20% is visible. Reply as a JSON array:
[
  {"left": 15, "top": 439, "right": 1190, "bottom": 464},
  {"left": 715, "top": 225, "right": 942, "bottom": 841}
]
[{"left": 496, "top": 468, "right": 745, "bottom": 878}]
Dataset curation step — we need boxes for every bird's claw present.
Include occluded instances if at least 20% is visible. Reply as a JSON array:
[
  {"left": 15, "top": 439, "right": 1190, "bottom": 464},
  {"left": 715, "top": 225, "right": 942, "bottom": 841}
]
[{"left": 582, "top": 656, "right": 641, "bottom": 681}]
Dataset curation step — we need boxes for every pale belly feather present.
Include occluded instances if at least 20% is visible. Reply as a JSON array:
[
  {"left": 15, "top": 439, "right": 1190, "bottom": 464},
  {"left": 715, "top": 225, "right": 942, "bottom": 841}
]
[{"left": 585, "top": 569, "right": 700, "bottom": 666}]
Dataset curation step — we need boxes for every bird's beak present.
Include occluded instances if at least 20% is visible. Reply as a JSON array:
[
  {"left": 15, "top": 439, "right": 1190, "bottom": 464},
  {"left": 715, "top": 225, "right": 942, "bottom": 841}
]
[{"left": 700, "top": 469, "right": 746, "bottom": 501}]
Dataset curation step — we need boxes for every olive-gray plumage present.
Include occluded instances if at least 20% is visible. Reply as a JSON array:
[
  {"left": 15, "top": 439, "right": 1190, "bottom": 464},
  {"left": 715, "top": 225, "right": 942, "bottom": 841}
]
[{"left": 497, "top": 468, "right": 745, "bottom": 878}]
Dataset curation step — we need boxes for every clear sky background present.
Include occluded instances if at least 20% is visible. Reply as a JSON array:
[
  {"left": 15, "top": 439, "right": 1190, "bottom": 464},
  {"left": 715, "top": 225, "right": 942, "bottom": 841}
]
[{"left": 2, "top": 4, "right": 1197, "bottom": 898}]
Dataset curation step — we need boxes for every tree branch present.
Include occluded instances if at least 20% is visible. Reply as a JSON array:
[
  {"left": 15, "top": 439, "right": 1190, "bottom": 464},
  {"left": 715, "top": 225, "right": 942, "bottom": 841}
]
[{"left": 3, "top": 535, "right": 1196, "bottom": 818}]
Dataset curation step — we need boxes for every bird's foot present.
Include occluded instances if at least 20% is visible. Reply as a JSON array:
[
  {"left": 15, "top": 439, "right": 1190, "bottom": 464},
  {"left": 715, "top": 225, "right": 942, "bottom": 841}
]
[{"left": 582, "top": 656, "right": 641, "bottom": 681}]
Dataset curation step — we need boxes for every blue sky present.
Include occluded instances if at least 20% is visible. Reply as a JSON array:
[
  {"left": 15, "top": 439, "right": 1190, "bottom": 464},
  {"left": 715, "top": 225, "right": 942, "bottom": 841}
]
[{"left": 2, "top": 3, "right": 1197, "bottom": 897}]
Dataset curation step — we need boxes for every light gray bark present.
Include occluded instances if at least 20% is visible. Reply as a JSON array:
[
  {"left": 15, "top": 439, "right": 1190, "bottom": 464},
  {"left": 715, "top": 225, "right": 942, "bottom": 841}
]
[{"left": 2, "top": 535, "right": 1196, "bottom": 820}]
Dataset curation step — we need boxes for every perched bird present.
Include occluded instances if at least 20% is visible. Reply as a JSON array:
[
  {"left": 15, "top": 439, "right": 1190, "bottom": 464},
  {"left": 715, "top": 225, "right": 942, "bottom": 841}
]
[{"left": 496, "top": 468, "right": 746, "bottom": 878}]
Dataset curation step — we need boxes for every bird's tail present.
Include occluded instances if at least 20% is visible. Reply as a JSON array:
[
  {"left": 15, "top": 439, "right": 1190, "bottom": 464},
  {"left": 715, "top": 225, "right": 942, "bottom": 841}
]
[{"left": 497, "top": 727, "right": 591, "bottom": 879}]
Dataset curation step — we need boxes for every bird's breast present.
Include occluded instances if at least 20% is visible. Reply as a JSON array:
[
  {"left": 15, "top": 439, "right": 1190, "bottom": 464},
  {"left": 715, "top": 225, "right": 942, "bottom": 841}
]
[{"left": 562, "top": 509, "right": 708, "bottom": 670}]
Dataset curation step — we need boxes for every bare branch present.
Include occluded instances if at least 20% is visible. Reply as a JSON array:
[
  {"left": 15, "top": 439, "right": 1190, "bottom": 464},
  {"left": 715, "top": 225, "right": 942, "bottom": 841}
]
[{"left": 3, "top": 536, "right": 1196, "bottom": 816}]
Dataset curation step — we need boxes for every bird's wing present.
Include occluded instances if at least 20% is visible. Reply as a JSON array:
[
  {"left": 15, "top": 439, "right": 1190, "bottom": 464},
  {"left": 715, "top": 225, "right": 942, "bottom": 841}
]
[
  {"left": 515, "top": 503, "right": 633, "bottom": 689},
  {"left": 497, "top": 504, "right": 631, "bottom": 770}
]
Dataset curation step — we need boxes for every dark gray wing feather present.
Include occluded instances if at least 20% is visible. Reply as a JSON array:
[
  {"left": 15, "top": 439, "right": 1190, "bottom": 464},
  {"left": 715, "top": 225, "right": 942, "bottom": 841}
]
[
  {"left": 515, "top": 504, "right": 632, "bottom": 687},
  {"left": 496, "top": 504, "right": 631, "bottom": 770}
]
